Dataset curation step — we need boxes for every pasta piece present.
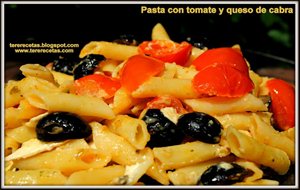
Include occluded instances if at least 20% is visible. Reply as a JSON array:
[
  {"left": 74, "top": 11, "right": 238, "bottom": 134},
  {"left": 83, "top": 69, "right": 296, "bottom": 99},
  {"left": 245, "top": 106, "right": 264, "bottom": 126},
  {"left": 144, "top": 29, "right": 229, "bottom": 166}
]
[
  {"left": 12, "top": 148, "right": 111, "bottom": 176},
  {"left": 5, "top": 80, "right": 23, "bottom": 108},
  {"left": 226, "top": 126, "right": 290, "bottom": 175},
  {"left": 111, "top": 87, "right": 135, "bottom": 114},
  {"left": 25, "top": 90, "right": 115, "bottom": 119},
  {"left": 146, "top": 159, "right": 170, "bottom": 185},
  {"left": 250, "top": 114, "right": 295, "bottom": 162},
  {"left": 66, "top": 165, "right": 125, "bottom": 185},
  {"left": 184, "top": 93, "right": 268, "bottom": 115},
  {"left": 159, "top": 63, "right": 177, "bottom": 78},
  {"left": 5, "top": 137, "right": 20, "bottom": 156},
  {"left": 168, "top": 156, "right": 235, "bottom": 185},
  {"left": 281, "top": 127, "right": 295, "bottom": 142},
  {"left": 79, "top": 41, "right": 138, "bottom": 60},
  {"left": 234, "top": 179, "right": 279, "bottom": 185},
  {"left": 153, "top": 141, "right": 230, "bottom": 170},
  {"left": 5, "top": 169, "right": 67, "bottom": 185},
  {"left": 20, "top": 64, "right": 57, "bottom": 85},
  {"left": 50, "top": 70, "right": 74, "bottom": 87},
  {"left": 17, "top": 99, "right": 45, "bottom": 119},
  {"left": 174, "top": 65, "right": 198, "bottom": 79},
  {"left": 249, "top": 70, "right": 263, "bottom": 97},
  {"left": 186, "top": 47, "right": 206, "bottom": 66},
  {"left": 106, "top": 115, "right": 150, "bottom": 150},
  {"left": 6, "top": 125, "right": 36, "bottom": 143},
  {"left": 258, "top": 76, "right": 271, "bottom": 96},
  {"left": 132, "top": 77, "right": 199, "bottom": 99},
  {"left": 91, "top": 122, "right": 139, "bottom": 165},
  {"left": 19, "top": 76, "right": 60, "bottom": 96},
  {"left": 5, "top": 107, "right": 26, "bottom": 129},
  {"left": 214, "top": 113, "right": 253, "bottom": 131},
  {"left": 151, "top": 23, "right": 170, "bottom": 40}
]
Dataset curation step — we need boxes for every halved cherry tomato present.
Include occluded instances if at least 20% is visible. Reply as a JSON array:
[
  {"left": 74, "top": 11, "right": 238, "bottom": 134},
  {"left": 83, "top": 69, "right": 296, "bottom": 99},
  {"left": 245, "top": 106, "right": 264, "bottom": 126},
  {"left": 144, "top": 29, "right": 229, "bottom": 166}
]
[
  {"left": 120, "top": 55, "right": 165, "bottom": 92},
  {"left": 266, "top": 78, "right": 295, "bottom": 131},
  {"left": 192, "top": 65, "right": 254, "bottom": 97},
  {"left": 71, "top": 73, "right": 121, "bottom": 99},
  {"left": 138, "top": 40, "right": 192, "bottom": 66},
  {"left": 146, "top": 95, "right": 187, "bottom": 114},
  {"left": 192, "top": 47, "right": 249, "bottom": 76}
]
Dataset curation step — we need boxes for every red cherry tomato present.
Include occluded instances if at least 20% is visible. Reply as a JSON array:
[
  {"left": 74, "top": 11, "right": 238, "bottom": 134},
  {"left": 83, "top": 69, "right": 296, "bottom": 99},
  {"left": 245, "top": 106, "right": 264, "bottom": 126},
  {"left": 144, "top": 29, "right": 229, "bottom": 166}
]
[
  {"left": 71, "top": 74, "right": 121, "bottom": 99},
  {"left": 138, "top": 40, "right": 192, "bottom": 66},
  {"left": 192, "top": 65, "right": 254, "bottom": 97},
  {"left": 192, "top": 47, "right": 249, "bottom": 76},
  {"left": 120, "top": 55, "right": 165, "bottom": 92},
  {"left": 146, "top": 95, "right": 187, "bottom": 114},
  {"left": 266, "top": 78, "right": 295, "bottom": 131}
]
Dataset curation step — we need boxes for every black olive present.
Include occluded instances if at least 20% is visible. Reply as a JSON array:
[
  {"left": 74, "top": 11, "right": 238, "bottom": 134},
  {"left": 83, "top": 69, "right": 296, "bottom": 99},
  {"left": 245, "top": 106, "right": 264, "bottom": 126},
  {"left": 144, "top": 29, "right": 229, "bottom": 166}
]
[
  {"left": 142, "top": 109, "right": 184, "bottom": 148},
  {"left": 260, "top": 165, "right": 283, "bottom": 182},
  {"left": 186, "top": 36, "right": 209, "bottom": 49},
  {"left": 52, "top": 56, "right": 77, "bottom": 75},
  {"left": 177, "top": 112, "right": 222, "bottom": 144},
  {"left": 113, "top": 34, "right": 138, "bottom": 46},
  {"left": 73, "top": 54, "right": 105, "bottom": 80},
  {"left": 36, "top": 112, "right": 92, "bottom": 141},
  {"left": 198, "top": 162, "right": 254, "bottom": 185}
]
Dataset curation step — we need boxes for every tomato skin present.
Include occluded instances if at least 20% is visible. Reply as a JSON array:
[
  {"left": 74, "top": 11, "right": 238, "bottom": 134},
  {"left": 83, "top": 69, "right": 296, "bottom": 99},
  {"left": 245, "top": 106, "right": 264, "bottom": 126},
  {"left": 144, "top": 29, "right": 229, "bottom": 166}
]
[
  {"left": 71, "top": 74, "right": 121, "bottom": 99},
  {"left": 120, "top": 55, "right": 165, "bottom": 92},
  {"left": 192, "top": 65, "right": 254, "bottom": 97},
  {"left": 266, "top": 78, "right": 295, "bottom": 131},
  {"left": 146, "top": 95, "right": 187, "bottom": 114},
  {"left": 192, "top": 47, "right": 249, "bottom": 76},
  {"left": 138, "top": 40, "right": 192, "bottom": 66}
]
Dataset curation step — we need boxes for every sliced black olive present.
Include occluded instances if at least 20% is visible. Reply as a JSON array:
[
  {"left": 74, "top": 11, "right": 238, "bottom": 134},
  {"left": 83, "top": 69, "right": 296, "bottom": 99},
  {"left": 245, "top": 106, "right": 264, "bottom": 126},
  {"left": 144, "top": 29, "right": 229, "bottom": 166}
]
[
  {"left": 52, "top": 56, "right": 77, "bottom": 75},
  {"left": 142, "top": 109, "right": 184, "bottom": 148},
  {"left": 177, "top": 112, "right": 222, "bottom": 144},
  {"left": 36, "top": 112, "right": 92, "bottom": 141},
  {"left": 73, "top": 54, "right": 105, "bottom": 80},
  {"left": 113, "top": 34, "right": 138, "bottom": 46},
  {"left": 198, "top": 162, "right": 254, "bottom": 185}
]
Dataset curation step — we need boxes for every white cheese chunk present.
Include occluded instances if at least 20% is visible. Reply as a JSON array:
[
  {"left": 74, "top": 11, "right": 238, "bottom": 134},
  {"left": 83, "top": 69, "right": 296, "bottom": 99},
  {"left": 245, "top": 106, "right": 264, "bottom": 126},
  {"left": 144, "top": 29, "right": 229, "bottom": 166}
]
[
  {"left": 5, "top": 138, "right": 68, "bottom": 161},
  {"left": 160, "top": 107, "right": 181, "bottom": 124}
]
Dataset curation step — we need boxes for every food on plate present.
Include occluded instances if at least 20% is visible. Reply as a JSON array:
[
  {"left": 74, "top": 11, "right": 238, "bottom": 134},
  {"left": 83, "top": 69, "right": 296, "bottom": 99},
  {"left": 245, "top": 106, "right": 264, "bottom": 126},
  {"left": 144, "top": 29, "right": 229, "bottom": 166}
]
[{"left": 4, "top": 23, "right": 295, "bottom": 186}]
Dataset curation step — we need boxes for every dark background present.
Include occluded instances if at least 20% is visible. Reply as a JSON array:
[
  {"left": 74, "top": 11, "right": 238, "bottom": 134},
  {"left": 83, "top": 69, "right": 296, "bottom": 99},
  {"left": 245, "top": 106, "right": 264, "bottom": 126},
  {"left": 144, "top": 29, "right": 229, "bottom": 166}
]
[{"left": 4, "top": 3, "right": 296, "bottom": 82}]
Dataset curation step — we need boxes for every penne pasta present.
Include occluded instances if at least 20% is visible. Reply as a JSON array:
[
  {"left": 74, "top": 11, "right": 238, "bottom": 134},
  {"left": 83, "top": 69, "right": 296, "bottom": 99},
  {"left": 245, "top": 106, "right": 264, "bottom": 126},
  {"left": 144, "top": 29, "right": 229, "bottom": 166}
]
[
  {"left": 250, "top": 114, "right": 295, "bottom": 162},
  {"left": 153, "top": 141, "right": 230, "bottom": 170},
  {"left": 91, "top": 122, "right": 139, "bottom": 165},
  {"left": 5, "top": 169, "right": 67, "bottom": 185},
  {"left": 226, "top": 127, "right": 290, "bottom": 175},
  {"left": 184, "top": 93, "right": 268, "bottom": 115},
  {"left": 20, "top": 64, "right": 57, "bottom": 85},
  {"left": 151, "top": 23, "right": 171, "bottom": 40},
  {"left": 79, "top": 41, "right": 138, "bottom": 60},
  {"left": 106, "top": 115, "right": 150, "bottom": 150},
  {"left": 25, "top": 90, "right": 115, "bottom": 119},
  {"left": 132, "top": 77, "right": 199, "bottom": 99}
]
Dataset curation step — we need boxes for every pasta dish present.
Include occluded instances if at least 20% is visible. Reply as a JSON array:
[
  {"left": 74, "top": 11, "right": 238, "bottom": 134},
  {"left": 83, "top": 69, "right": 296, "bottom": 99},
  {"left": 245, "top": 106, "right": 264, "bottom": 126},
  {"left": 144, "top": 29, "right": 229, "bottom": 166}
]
[{"left": 4, "top": 23, "right": 295, "bottom": 186}]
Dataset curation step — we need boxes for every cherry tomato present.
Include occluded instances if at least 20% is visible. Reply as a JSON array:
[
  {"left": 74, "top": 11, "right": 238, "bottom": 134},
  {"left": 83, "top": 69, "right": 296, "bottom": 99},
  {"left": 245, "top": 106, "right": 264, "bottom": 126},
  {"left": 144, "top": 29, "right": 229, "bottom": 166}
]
[
  {"left": 71, "top": 74, "right": 121, "bottom": 99},
  {"left": 138, "top": 40, "right": 192, "bottom": 66},
  {"left": 192, "top": 65, "right": 254, "bottom": 97},
  {"left": 266, "top": 78, "right": 295, "bottom": 131},
  {"left": 146, "top": 95, "right": 187, "bottom": 114},
  {"left": 192, "top": 47, "right": 249, "bottom": 76},
  {"left": 120, "top": 55, "right": 165, "bottom": 92}
]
